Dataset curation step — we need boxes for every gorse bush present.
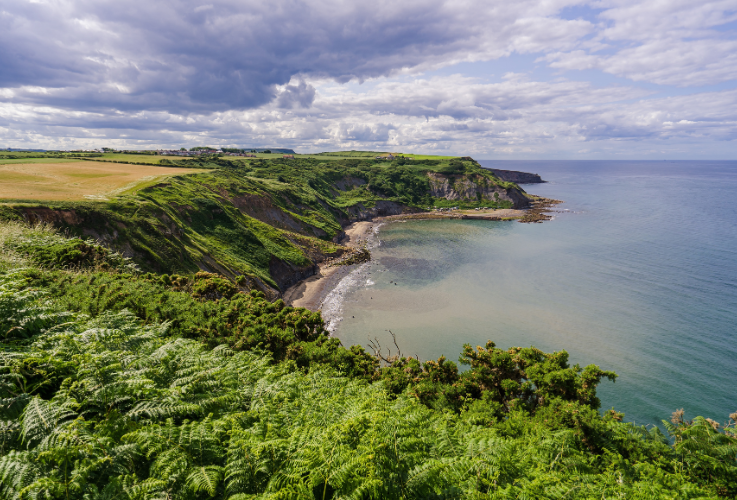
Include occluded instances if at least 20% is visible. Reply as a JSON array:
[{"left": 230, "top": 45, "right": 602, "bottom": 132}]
[{"left": 375, "top": 343, "right": 617, "bottom": 421}]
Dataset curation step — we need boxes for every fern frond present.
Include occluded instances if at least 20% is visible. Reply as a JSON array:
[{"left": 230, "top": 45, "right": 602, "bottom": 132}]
[
  {"left": 19, "top": 397, "right": 76, "bottom": 446},
  {"left": 186, "top": 465, "right": 224, "bottom": 497}
]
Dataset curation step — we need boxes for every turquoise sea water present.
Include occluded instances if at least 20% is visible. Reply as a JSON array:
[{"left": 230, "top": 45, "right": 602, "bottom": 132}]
[{"left": 330, "top": 160, "right": 737, "bottom": 426}]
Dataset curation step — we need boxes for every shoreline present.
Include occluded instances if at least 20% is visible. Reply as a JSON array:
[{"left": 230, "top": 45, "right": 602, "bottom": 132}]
[
  {"left": 283, "top": 221, "right": 378, "bottom": 310},
  {"left": 283, "top": 199, "right": 562, "bottom": 311}
]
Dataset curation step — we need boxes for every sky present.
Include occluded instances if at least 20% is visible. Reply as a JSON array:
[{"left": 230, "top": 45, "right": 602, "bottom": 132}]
[{"left": 1, "top": 0, "right": 736, "bottom": 158}]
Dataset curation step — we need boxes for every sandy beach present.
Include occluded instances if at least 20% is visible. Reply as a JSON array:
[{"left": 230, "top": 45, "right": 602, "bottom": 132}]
[{"left": 283, "top": 221, "right": 377, "bottom": 310}]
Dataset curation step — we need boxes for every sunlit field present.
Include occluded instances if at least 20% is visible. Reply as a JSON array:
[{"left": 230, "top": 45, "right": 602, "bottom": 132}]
[{"left": 0, "top": 161, "right": 208, "bottom": 201}]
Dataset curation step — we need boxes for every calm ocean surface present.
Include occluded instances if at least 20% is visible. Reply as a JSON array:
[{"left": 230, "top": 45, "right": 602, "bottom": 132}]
[{"left": 329, "top": 160, "right": 737, "bottom": 425}]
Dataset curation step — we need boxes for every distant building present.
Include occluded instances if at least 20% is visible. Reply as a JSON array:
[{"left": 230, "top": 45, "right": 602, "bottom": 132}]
[
  {"left": 376, "top": 153, "right": 411, "bottom": 160},
  {"left": 283, "top": 154, "right": 295, "bottom": 159}
]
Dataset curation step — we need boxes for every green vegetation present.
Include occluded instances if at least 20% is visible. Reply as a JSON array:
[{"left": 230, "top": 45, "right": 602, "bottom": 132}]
[
  {"left": 0, "top": 152, "right": 101, "bottom": 158},
  {"left": 0, "top": 155, "right": 524, "bottom": 294},
  {"left": 88, "top": 154, "right": 197, "bottom": 165},
  {"left": 0, "top": 152, "right": 103, "bottom": 165},
  {"left": 309, "top": 151, "right": 458, "bottom": 160},
  {"left": 313, "top": 150, "right": 386, "bottom": 158},
  {"left": 0, "top": 222, "right": 735, "bottom": 499}
]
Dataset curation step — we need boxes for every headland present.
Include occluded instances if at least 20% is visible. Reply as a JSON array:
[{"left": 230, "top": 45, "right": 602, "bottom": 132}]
[{"left": 0, "top": 152, "right": 544, "bottom": 299}]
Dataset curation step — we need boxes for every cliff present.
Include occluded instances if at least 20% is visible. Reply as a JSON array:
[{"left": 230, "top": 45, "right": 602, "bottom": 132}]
[
  {"left": 487, "top": 168, "right": 545, "bottom": 184},
  {"left": 427, "top": 172, "right": 530, "bottom": 209}
]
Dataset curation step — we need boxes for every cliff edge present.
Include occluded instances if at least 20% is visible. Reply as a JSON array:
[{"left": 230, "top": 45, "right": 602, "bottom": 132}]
[{"left": 487, "top": 168, "right": 545, "bottom": 184}]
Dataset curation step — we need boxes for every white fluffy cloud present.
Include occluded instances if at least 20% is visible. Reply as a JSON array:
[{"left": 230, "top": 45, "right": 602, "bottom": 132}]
[
  {"left": 545, "top": 0, "right": 737, "bottom": 86},
  {"left": 3, "top": 74, "right": 735, "bottom": 157}
]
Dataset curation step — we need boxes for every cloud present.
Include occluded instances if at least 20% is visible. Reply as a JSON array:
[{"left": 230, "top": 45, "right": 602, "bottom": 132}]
[
  {"left": 0, "top": 0, "right": 593, "bottom": 113},
  {"left": 544, "top": 0, "right": 737, "bottom": 86},
  {"left": 0, "top": 0, "right": 735, "bottom": 157},
  {"left": 3, "top": 74, "right": 735, "bottom": 157},
  {"left": 276, "top": 80, "right": 316, "bottom": 109}
]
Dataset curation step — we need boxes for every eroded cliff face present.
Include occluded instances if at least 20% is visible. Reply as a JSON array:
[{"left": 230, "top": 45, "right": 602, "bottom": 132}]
[
  {"left": 12, "top": 202, "right": 342, "bottom": 299},
  {"left": 342, "top": 200, "right": 415, "bottom": 222},
  {"left": 427, "top": 173, "right": 530, "bottom": 208},
  {"left": 230, "top": 193, "right": 329, "bottom": 238},
  {"left": 269, "top": 257, "right": 318, "bottom": 293},
  {"left": 487, "top": 169, "right": 545, "bottom": 184}
]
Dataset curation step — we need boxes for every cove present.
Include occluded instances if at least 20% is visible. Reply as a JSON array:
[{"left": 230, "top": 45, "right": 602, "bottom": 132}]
[{"left": 331, "top": 160, "right": 737, "bottom": 426}]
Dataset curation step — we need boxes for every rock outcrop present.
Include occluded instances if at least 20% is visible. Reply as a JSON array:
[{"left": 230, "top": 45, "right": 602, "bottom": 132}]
[
  {"left": 487, "top": 169, "right": 545, "bottom": 184},
  {"left": 427, "top": 173, "right": 530, "bottom": 208},
  {"left": 343, "top": 200, "right": 416, "bottom": 222}
]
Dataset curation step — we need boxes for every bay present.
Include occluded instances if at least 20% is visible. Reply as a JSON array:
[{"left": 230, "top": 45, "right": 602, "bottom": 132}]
[{"left": 331, "top": 160, "right": 737, "bottom": 425}]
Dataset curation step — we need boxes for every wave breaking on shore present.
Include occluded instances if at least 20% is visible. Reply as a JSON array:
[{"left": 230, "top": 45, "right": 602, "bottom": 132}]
[{"left": 320, "top": 223, "right": 384, "bottom": 334}]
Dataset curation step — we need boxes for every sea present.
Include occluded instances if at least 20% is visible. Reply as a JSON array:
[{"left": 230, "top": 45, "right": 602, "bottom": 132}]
[{"left": 324, "top": 160, "right": 737, "bottom": 426}]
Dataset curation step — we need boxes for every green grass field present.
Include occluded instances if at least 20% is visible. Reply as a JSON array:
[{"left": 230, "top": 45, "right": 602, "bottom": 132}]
[
  {"left": 96, "top": 153, "right": 195, "bottom": 164},
  {"left": 0, "top": 157, "right": 84, "bottom": 165},
  {"left": 1, "top": 151, "right": 462, "bottom": 165},
  {"left": 299, "top": 151, "right": 457, "bottom": 160}
]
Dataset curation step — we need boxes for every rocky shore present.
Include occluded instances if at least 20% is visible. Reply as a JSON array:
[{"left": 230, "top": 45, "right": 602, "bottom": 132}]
[{"left": 283, "top": 221, "right": 378, "bottom": 309}]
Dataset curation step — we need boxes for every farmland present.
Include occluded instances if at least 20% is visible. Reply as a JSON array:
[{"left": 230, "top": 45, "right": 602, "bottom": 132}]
[
  {"left": 0, "top": 151, "right": 460, "bottom": 166},
  {"left": 0, "top": 161, "right": 208, "bottom": 201},
  {"left": 91, "top": 153, "right": 198, "bottom": 164}
]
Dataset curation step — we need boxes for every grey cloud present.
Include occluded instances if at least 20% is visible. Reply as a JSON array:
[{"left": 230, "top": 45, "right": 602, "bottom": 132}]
[
  {"left": 1, "top": 0, "right": 736, "bottom": 157},
  {"left": 4, "top": 75, "right": 735, "bottom": 156},
  {"left": 335, "top": 123, "right": 395, "bottom": 142},
  {"left": 276, "top": 81, "right": 316, "bottom": 109},
  {"left": 0, "top": 0, "right": 595, "bottom": 114}
]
